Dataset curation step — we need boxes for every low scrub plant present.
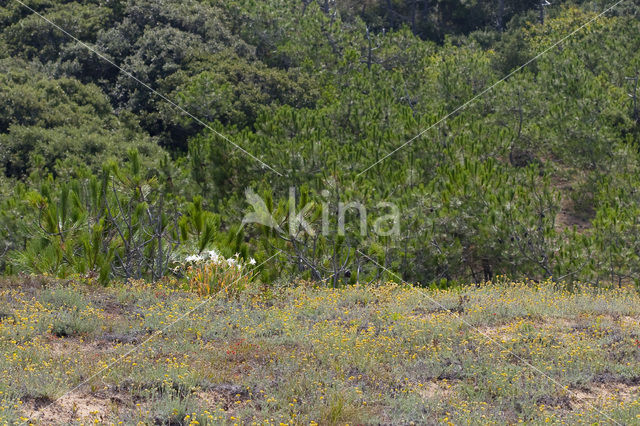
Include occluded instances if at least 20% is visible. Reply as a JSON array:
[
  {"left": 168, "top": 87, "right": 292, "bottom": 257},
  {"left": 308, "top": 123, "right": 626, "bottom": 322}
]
[{"left": 183, "top": 249, "right": 256, "bottom": 297}]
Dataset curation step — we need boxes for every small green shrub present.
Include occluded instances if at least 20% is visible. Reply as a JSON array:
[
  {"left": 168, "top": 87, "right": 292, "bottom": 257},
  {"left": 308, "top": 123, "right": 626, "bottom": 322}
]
[{"left": 50, "top": 311, "right": 98, "bottom": 337}]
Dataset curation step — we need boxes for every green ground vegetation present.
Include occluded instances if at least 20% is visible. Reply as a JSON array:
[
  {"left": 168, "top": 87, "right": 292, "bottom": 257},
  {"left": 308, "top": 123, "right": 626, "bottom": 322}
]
[{"left": 0, "top": 0, "right": 639, "bottom": 287}]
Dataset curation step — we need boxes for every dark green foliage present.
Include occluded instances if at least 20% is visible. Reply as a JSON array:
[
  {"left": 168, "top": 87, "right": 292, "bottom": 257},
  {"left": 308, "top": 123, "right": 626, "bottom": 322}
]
[
  {"left": 0, "top": 61, "right": 162, "bottom": 178},
  {"left": 3, "top": 2, "right": 111, "bottom": 62},
  {"left": 163, "top": 51, "right": 320, "bottom": 131},
  {"left": 1, "top": 0, "right": 640, "bottom": 288}
]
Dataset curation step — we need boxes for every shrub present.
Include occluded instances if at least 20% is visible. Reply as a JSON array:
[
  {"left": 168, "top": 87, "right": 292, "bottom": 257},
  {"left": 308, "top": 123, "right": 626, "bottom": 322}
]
[
  {"left": 183, "top": 249, "right": 256, "bottom": 297},
  {"left": 50, "top": 311, "right": 98, "bottom": 337}
]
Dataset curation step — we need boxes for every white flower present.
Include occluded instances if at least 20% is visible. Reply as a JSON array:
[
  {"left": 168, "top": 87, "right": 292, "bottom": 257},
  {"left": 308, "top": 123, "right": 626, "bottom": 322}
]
[
  {"left": 248, "top": 258, "right": 257, "bottom": 265},
  {"left": 185, "top": 254, "right": 201, "bottom": 263},
  {"left": 207, "top": 249, "right": 220, "bottom": 262}
]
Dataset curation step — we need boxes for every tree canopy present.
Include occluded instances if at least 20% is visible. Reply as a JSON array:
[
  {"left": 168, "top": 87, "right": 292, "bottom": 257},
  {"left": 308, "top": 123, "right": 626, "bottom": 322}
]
[{"left": 1, "top": 0, "right": 639, "bottom": 287}]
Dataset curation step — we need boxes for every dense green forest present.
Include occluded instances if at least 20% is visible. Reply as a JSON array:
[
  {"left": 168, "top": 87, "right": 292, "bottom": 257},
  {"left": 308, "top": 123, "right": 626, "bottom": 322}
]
[{"left": 1, "top": 0, "right": 640, "bottom": 287}]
